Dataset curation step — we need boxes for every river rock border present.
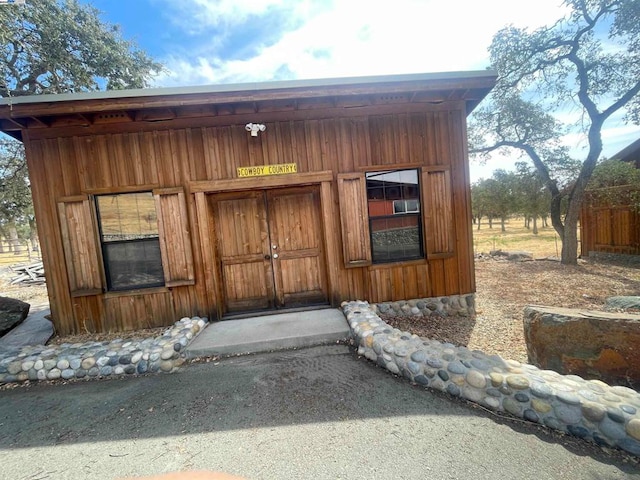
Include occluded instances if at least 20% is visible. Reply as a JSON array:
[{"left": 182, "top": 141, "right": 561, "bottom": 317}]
[
  {"left": 372, "top": 294, "right": 475, "bottom": 318},
  {"left": 0, "top": 316, "right": 208, "bottom": 384},
  {"left": 342, "top": 300, "right": 640, "bottom": 457}
]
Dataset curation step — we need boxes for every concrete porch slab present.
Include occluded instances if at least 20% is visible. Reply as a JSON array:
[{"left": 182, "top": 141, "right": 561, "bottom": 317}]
[{"left": 184, "top": 308, "right": 350, "bottom": 358}]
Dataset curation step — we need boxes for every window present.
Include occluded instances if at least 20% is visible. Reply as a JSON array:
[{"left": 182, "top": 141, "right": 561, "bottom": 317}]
[
  {"left": 96, "top": 192, "right": 165, "bottom": 291},
  {"left": 366, "top": 169, "right": 424, "bottom": 263}
]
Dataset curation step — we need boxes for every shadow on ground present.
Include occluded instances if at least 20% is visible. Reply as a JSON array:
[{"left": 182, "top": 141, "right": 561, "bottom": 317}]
[{"left": 0, "top": 345, "right": 637, "bottom": 478}]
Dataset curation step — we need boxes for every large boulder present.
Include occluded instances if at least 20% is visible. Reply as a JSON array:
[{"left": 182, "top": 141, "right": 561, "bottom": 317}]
[
  {"left": 523, "top": 305, "right": 640, "bottom": 389},
  {"left": 0, "top": 296, "right": 30, "bottom": 337}
]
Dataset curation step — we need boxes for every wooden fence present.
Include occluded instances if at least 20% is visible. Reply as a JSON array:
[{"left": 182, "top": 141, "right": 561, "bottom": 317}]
[{"left": 581, "top": 186, "right": 640, "bottom": 256}]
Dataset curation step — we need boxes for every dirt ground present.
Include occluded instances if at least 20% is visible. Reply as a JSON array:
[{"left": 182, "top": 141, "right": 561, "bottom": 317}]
[
  {"left": 385, "top": 256, "right": 640, "bottom": 363},
  {"left": 2, "top": 257, "right": 640, "bottom": 363}
]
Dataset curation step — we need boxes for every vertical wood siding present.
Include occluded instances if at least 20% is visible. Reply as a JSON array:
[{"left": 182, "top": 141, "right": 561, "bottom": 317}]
[{"left": 26, "top": 106, "right": 475, "bottom": 334}]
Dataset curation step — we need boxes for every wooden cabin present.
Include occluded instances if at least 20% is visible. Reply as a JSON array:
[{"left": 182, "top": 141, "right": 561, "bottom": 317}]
[
  {"left": 0, "top": 72, "right": 496, "bottom": 334},
  {"left": 581, "top": 138, "right": 640, "bottom": 257}
]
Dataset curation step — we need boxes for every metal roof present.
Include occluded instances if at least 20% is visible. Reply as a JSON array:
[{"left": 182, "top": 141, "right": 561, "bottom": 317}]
[{"left": 0, "top": 70, "right": 497, "bottom": 107}]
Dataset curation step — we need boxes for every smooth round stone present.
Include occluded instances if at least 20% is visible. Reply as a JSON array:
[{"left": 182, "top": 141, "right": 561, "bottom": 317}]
[
  {"left": 56, "top": 359, "right": 70, "bottom": 370},
  {"left": 557, "top": 391, "right": 581, "bottom": 406},
  {"left": 447, "top": 361, "right": 466, "bottom": 375},
  {"left": 466, "top": 370, "right": 487, "bottom": 389},
  {"left": 603, "top": 393, "right": 622, "bottom": 403},
  {"left": 486, "top": 388, "right": 502, "bottom": 398},
  {"left": 617, "top": 438, "right": 640, "bottom": 456},
  {"left": 7, "top": 362, "right": 22, "bottom": 375},
  {"left": 606, "top": 407, "right": 626, "bottom": 423},
  {"left": 119, "top": 354, "right": 132, "bottom": 365},
  {"left": 149, "top": 352, "right": 161, "bottom": 362},
  {"left": 21, "top": 360, "right": 35, "bottom": 371},
  {"left": 43, "top": 359, "right": 57, "bottom": 370},
  {"left": 423, "top": 367, "right": 437, "bottom": 378},
  {"left": 484, "top": 396, "right": 501, "bottom": 409},
  {"left": 554, "top": 404, "right": 581, "bottom": 425},
  {"left": 114, "top": 366, "right": 125, "bottom": 375},
  {"left": 100, "top": 366, "right": 113, "bottom": 376},
  {"left": 523, "top": 409, "right": 540, "bottom": 423},
  {"left": 577, "top": 389, "right": 599, "bottom": 402},
  {"left": 124, "top": 365, "right": 136, "bottom": 374},
  {"left": 47, "top": 368, "right": 61, "bottom": 380},
  {"left": 383, "top": 343, "right": 395, "bottom": 354},
  {"left": 61, "top": 369, "right": 75, "bottom": 380},
  {"left": 503, "top": 397, "right": 521, "bottom": 416},
  {"left": 611, "top": 385, "right": 636, "bottom": 397},
  {"left": 430, "top": 378, "right": 445, "bottom": 392},
  {"left": 407, "top": 361, "right": 422, "bottom": 375},
  {"left": 530, "top": 381, "right": 552, "bottom": 399},
  {"left": 16, "top": 371, "right": 28, "bottom": 382},
  {"left": 587, "top": 381, "right": 606, "bottom": 393},
  {"left": 442, "top": 353, "right": 456, "bottom": 362},
  {"left": 410, "top": 350, "right": 427, "bottom": 363},
  {"left": 462, "top": 387, "right": 484, "bottom": 403},
  {"left": 514, "top": 392, "right": 530, "bottom": 403},
  {"left": 599, "top": 417, "right": 626, "bottom": 440},
  {"left": 96, "top": 357, "right": 110, "bottom": 367},
  {"left": 108, "top": 356, "right": 119, "bottom": 367},
  {"left": 81, "top": 358, "right": 95, "bottom": 370},
  {"left": 506, "top": 375, "right": 530, "bottom": 390},
  {"left": 161, "top": 348, "right": 176, "bottom": 361},
  {"left": 544, "top": 417, "right": 566, "bottom": 431},
  {"left": 470, "top": 359, "right": 490, "bottom": 371},
  {"left": 88, "top": 367, "right": 100, "bottom": 377},
  {"left": 567, "top": 425, "right": 590, "bottom": 439},
  {"left": 386, "top": 362, "right": 400, "bottom": 375},
  {"left": 36, "top": 369, "right": 47, "bottom": 381},
  {"left": 581, "top": 402, "right": 606, "bottom": 423},
  {"left": 531, "top": 398, "right": 552, "bottom": 414},
  {"left": 489, "top": 373, "right": 504, "bottom": 387},
  {"left": 76, "top": 369, "right": 87, "bottom": 379},
  {"left": 437, "top": 370, "right": 449, "bottom": 381},
  {"left": 137, "top": 361, "right": 148, "bottom": 374},
  {"left": 625, "top": 419, "right": 640, "bottom": 441},
  {"left": 621, "top": 404, "right": 637, "bottom": 415},
  {"left": 160, "top": 360, "right": 174, "bottom": 372},
  {"left": 69, "top": 358, "right": 82, "bottom": 370},
  {"left": 131, "top": 351, "right": 143, "bottom": 364},
  {"left": 27, "top": 369, "right": 38, "bottom": 381},
  {"left": 394, "top": 345, "right": 410, "bottom": 357},
  {"left": 446, "top": 383, "right": 461, "bottom": 397},
  {"left": 427, "top": 358, "right": 443, "bottom": 369}
]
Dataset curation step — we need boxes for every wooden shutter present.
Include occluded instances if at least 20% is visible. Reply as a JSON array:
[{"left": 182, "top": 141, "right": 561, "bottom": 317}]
[
  {"left": 337, "top": 173, "right": 372, "bottom": 267},
  {"left": 57, "top": 195, "right": 104, "bottom": 296},
  {"left": 422, "top": 167, "right": 454, "bottom": 257},
  {"left": 154, "top": 187, "right": 195, "bottom": 287}
]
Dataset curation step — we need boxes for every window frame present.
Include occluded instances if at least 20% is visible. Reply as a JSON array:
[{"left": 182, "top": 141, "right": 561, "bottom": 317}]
[
  {"left": 95, "top": 191, "right": 166, "bottom": 292},
  {"left": 365, "top": 168, "right": 425, "bottom": 264}
]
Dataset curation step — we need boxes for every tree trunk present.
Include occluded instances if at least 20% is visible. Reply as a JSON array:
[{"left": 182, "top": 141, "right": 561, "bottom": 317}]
[
  {"left": 28, "top": 217, "right": 39, "bottom": 252},
  {"left": 8, "top": 222, "right": 23, "bottom": 255},
  {"left": 477, "top": 216, "right": 481, "bottom": 230},
  {"left": 501, "top": 217, "right": 506, "bottom": 232},
  {"left": 489, "top": 217, "right": 493, "bottom": 229},
  {"left": 532, "top": 216, "right": 538, "bottom": 235}
]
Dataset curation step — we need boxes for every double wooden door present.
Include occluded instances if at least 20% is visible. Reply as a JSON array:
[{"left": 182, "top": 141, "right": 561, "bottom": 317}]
[{"left": 212, "top": 186, "right": 328, "bottom": 313}]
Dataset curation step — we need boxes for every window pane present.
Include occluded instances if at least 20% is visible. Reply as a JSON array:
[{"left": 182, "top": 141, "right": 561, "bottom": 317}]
[
  {"left": 97, "top": 192, "right": 158, "bottom": 242},
  {"left": 370, "top": 215, "right": 422, "bottom": 262},
  {"left": 103, "top": 239, "right": 164, "bottom": 290}
]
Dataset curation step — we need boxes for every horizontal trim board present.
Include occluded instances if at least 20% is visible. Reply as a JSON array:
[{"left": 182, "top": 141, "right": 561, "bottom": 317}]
[{"left": 191, "top": 171, "right": 333, "bottom": 193}]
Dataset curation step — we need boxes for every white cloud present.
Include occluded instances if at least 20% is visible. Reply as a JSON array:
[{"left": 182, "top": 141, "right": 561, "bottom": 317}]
[{"left": 156, "top": 0, "right": 570, "bottom": 86}]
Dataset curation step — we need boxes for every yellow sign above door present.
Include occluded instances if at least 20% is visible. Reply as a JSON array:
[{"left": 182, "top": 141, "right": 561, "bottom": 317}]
[{"left": 237, "top": 163, "right": 298, "bottom": 178}]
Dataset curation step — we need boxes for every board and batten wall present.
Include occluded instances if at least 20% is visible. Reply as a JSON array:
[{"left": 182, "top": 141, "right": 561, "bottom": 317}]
[{"left": 23, "top": 103, "right": 475, "bottom": 334}]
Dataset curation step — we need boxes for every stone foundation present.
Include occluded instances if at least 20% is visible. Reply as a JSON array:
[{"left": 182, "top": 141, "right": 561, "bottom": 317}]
[
  {"left": 343, "top": 300, "right": 640, "bottom": 457},
  {"left": 371, "top": 294, "right": 475, "bottom": 318}
]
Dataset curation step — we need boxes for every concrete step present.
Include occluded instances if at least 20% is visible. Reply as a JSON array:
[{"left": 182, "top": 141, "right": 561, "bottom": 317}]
[{"left": 185, "top": 308, "right": 351, "bottom": 358}]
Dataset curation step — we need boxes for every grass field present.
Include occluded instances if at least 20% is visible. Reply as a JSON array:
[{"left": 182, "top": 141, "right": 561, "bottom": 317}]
[{"left": 472, "top": 218, "right": 565, "bottom": 258}]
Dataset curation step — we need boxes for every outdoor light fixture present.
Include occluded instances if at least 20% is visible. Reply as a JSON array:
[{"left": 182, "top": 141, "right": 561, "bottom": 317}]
[{"left": 245, "top": 123, "right": 266, "bottom": 137}]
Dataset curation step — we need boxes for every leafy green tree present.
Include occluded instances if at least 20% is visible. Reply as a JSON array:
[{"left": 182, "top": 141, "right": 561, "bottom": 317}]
[
  {"left": 0, "top": 0, "right": 162, "bottom": 249},
  {"left": 586, "top": 158, "right": 640, "bottom": 211},
  {"left": 470, "top": 0, "right": 640, "bottom": 264},
  {"left": 0, "top": 0, "right": 162, "bottom": 96},
  {"left": 512, "top": 162, "right": 550, "bottom": 234}
]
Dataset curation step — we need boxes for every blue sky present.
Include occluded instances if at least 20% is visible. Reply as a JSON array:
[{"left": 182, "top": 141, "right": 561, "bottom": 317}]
[{"left": 82, "top": 0, "right": 639, "bottom": 181}]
